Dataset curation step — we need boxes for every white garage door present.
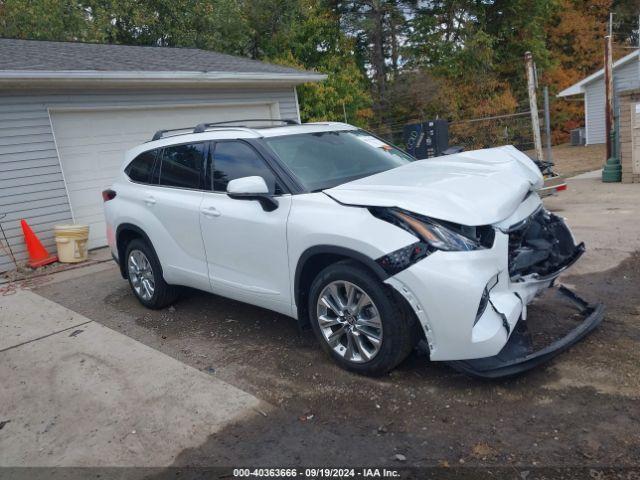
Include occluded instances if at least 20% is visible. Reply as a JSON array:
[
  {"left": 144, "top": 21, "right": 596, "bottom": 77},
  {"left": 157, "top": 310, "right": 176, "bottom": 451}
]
[{"left": 50, "top": 103, "right": 277, "bottom": 248}]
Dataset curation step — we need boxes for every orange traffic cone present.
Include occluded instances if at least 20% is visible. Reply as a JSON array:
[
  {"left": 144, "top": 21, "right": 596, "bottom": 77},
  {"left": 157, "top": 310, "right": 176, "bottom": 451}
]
[{"left": 20, "top": 219, "right": 57, "bottom": 268}]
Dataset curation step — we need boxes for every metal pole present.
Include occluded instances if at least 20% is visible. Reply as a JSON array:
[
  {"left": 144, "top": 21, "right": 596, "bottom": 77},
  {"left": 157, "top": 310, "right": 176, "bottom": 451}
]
[
  {"left": 604, "top": 35, "right": 614, "bottom": 160},
  {"left": 543, "top": 86, "right": 553, "bottom": 163},
  {"left": 525, "top": 52, "right": 544, "bottom": 162},
  {"left": 342, "top": 102, "right": 348, "bottom": 123},
  {"left": 609, "top": 12, "right": 613, "bottom": 37},
  {"left": 0, "top": 214, "right": 17, "bottom": 269}
]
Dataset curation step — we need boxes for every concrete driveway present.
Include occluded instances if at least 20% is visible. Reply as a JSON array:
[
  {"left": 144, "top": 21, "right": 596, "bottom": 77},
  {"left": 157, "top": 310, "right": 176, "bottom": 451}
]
[
  {"left": 1, "top": 171, "right": 639, "bottom": 470},
  {"left": 0, "top": 288, "right": 264, "bottom": 467}
]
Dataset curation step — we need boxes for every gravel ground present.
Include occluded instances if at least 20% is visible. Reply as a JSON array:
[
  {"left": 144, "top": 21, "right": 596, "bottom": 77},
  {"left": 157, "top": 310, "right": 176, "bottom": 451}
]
[{"left": 35, "top": 249, "right": 640, "bottom": 470}]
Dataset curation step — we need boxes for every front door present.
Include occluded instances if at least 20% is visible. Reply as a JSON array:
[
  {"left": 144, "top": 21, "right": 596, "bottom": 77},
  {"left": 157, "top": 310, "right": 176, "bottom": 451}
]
[{"left": 199, "top": 140, "right": 293, "bottom": 316}]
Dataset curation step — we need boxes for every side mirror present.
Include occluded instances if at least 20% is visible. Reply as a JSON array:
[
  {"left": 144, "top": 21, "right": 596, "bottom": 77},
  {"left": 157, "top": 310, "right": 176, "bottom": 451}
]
[
  {"left": 226, "top": 176, "right": 278, "bottom": 212},
  {"left": 227, "top": 176, "right": 269, "bottom": 195}
]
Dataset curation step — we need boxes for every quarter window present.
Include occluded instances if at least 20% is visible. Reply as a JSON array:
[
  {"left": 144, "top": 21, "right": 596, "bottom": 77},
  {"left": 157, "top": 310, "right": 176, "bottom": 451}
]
[
  {"left": 159, "top": 143, "right": 205, "bottom": 189},
  {"left": 212, "top": 141, "right": 280, "bottom": 193},
  {"left": 125, "top": 149, "right": 157, "bottom": 183}
]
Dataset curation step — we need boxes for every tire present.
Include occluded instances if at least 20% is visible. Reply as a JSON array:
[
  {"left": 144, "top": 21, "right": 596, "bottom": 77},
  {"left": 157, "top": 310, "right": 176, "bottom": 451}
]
[
  {"left": 308, "top": 260, "right": 417, "bottom": 376},
  {"left": 124, "top": 238, "right": 180, "bottom": 309}
]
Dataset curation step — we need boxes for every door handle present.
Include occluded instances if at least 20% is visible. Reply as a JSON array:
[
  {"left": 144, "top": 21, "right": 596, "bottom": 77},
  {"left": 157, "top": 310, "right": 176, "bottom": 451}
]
[
  {"left": 144, "top": 195, "right": 156, "bottom": 206},
  {"left": 201, "top": 206, "right": 221, "bottom": 218}
]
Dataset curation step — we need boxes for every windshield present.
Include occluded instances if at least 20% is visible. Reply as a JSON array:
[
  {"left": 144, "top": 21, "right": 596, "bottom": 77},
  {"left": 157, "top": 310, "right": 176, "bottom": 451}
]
[{"left": 264, "top": 130, "right": 414, "bottom": 191}]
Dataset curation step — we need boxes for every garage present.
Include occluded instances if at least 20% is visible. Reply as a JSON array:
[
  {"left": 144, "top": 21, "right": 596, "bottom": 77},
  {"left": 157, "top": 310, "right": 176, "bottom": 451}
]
[
  {"left": 50, "top": 103, "right": 277, "bottom": 248},
  {"left": 0, "top": 38, "right": 325, "bottom": 272}
]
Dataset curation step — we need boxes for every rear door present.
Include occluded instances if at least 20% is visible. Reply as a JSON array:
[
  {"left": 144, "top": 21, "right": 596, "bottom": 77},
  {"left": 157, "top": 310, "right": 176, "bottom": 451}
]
[
  {"left": 199, "top": 140, "right": 293, "bottom": 315},
  {"left": 142, "top": 142, "right": 210, "bottom": 291}
]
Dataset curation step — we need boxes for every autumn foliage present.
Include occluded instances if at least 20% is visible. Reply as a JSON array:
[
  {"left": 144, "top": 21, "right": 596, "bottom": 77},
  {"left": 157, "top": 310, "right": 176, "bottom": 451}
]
[{"left": 0, "top": 0, "right": 637, "bottom": 145}]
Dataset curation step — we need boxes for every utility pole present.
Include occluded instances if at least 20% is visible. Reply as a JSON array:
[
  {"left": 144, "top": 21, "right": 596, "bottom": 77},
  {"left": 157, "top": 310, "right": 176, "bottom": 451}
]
[
  {"left": 604, "top": 35, "right": 614, "bottom": 161},
  {"left": 602, "top": 33, "right": 622, "bottom": 182},
  {"left": 543, "top": 86, "right": 553, "bottom": 164},
  {"left": 525, "top": 52, "right": 544, "bottom": 162},
  {"left": 609, "top": 12, "right": 613, "bottom": 37}
]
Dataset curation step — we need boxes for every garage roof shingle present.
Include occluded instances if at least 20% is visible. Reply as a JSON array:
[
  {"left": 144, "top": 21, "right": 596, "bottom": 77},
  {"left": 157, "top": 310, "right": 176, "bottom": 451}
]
[{"left": 0, "top": 38, "right": 313, "bottom": 76}]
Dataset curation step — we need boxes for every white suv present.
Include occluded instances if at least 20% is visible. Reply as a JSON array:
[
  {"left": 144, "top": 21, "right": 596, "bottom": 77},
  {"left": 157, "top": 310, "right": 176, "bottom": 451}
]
[{"left": 104, "top": 121, "right": 603, "bottom": 377}]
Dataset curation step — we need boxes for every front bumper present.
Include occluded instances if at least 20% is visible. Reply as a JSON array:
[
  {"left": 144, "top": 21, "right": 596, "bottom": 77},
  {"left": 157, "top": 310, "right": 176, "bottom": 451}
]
[
  {"left": 447, "top": 285, "right": 604, "bottom": 378},
  {"left": 385, "top": 231, "right": 523, "bottom": 361},
  {"left": 384, "top": 210, "right": 601, "bottom": 370}
]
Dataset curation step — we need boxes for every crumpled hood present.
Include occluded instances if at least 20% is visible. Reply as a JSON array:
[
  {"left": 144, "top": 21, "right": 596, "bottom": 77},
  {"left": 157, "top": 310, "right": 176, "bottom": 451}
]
[{"left": 324, "top": 145, "right": 544, "bottom": 226}]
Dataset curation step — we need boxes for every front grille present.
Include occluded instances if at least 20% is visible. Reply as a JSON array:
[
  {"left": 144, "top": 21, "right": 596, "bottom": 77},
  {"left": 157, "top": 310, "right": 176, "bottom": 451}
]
[{"left": 507, "top": 208, "right": 581, "bottom": 279}]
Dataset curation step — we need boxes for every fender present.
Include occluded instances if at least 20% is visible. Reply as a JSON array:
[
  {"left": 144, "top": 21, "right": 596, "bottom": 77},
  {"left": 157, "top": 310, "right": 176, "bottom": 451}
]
[
  {"left": 293, "top": 245, "right": 389, "bottom": 326},
  {"left": 115, "top": 223, "right": 160, "bottom": 279}
]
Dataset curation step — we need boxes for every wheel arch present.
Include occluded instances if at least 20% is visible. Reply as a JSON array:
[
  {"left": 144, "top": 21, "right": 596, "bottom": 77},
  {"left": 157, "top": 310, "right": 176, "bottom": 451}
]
[
  {"left": 294, "top": 245, "right": 389, "bottom": 328},
  {"left": 115, "top": 223, "right": 159, "bottom": 279}
]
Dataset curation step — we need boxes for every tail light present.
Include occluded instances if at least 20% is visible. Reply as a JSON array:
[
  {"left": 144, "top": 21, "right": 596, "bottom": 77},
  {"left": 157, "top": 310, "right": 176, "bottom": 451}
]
[{"left": 102, "top": 189, "right": 116, "bottom": 202}]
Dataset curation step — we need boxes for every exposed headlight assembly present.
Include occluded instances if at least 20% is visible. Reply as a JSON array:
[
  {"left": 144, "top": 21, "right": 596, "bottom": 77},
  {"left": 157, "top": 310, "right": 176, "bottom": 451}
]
[{"left": 371, "top": 208, "right": 495, "bottom": 275}]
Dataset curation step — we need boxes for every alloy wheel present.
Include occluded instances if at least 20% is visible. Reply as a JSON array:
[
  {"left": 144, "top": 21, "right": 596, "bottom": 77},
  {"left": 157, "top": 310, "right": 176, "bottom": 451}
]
[
  {"left": 128, "top": 249, "right": 155, "bottom": 301},
  {"left": 316, "top": 280, "right": 383, "bottom": 363}
]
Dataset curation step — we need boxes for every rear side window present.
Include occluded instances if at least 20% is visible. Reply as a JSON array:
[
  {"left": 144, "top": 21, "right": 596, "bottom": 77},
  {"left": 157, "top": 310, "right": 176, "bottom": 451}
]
[
  {"left": 159, "top": 143, "right": 205, "bottom": 189},
  {"left": 212, "top": 141, "right": 281, "bottom": 194},
  {"left": 125, "top": 150, "right": 157, "bottom": 183}
]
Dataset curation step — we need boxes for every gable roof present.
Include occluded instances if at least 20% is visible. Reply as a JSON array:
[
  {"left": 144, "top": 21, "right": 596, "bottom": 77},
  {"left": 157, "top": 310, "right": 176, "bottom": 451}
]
[
  {"left": 558, "top": 50, "right": 639, "bottom": 97},
  {"left": 0, "top": 38, "right": 326, "bottom": 85}
]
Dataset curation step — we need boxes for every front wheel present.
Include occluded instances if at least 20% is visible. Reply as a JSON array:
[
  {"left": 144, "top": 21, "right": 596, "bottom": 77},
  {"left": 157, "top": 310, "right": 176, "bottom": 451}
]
[{"left": 308, "top": 260, "right": 417, "bottom": 376}]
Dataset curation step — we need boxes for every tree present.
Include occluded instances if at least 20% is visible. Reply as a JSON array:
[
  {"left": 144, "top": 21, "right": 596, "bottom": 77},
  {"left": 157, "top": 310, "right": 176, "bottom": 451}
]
[
  {"left": 0, "top": 0, "right": 89, "bottom": 41},
  {"left": 336, "top": 1, "right": 415, "bottom": 124},
  {"left": 0, "top": 0, "right": 251, "bottom": 54},
  {"left": 270, "top": 1, "right": 372, "bottom": 125}
]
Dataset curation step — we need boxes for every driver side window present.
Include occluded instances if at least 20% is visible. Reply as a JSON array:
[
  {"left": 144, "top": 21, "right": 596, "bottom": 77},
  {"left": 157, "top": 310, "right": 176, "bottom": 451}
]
[{"left": 212, "top": 141, "right": 282, "bottom": 194}]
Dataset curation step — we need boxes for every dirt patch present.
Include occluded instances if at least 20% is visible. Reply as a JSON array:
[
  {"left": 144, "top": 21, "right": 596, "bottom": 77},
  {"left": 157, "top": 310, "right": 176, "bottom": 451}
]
[
  {"left": 527, "top": 143, "right": 605, "bottom": 177},
  {"left": 35, "top": 252, "right": 640, "bottom": 468}
]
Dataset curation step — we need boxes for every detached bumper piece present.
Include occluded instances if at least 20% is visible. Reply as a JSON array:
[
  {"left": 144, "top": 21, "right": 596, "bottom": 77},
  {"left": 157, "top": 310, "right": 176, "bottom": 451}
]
[{"left": 446, "top": 286, "right": 604, "bottom": 379}]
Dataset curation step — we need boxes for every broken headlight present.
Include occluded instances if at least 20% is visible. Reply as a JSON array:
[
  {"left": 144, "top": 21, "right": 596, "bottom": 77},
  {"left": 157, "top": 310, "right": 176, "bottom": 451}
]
[
  {"left": 371, "top": 208, "right": 495, "bottom": 275},
  {"left": 394, "top": 210, "right": 485, "bottom": 251}
]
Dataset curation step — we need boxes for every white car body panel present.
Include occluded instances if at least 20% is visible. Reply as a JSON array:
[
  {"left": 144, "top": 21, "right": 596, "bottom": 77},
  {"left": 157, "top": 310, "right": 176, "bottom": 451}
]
[
  {"left": 107, "top": 174, "right": 211, "bottom": 292},
  {"left": 200, "top": 192, "right": 294, "bottom": 317},
  {"left": 387, "top": 232, "right": 526, "bottom": 361},
  {"left": 286, "top": 193, "right": 419, "bottom": 314},
  {"left": 325, "top": 145, "right": 543, "bottom": 226}
]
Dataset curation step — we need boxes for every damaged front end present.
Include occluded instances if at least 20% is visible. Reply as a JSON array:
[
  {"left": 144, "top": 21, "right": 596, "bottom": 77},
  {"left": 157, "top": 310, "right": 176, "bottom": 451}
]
[
  {"left": 507, "top": 207, "right": 584, "bottom": 281},
  {"left": 380, "top": 199, "right": 604, "bottom": 378},
  {"left": 447, "top": 208, "right": 604, "bottom": 378},
  {"left": 447, "top": 285, "right": 604, "bottom": 378}
]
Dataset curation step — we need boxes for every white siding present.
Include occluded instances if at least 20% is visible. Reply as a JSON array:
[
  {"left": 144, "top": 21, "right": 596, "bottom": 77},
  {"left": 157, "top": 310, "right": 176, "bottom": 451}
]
[
  {"left": 584, "top": 82, "right": 606, "bottom": 144},
  {"left": 584, "top": 59, "right": 640, "bottom": 145},
  {"left": 0, "top": 85, "right": 299, "bottom": 273}
]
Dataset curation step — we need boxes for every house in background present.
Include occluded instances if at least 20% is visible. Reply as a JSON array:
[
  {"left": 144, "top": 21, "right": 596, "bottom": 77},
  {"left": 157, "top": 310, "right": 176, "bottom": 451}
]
[
  {"left": 558, "top": 50, "right": 640, "bottom": 145},
  {"left": 0, "top": 38, "right": 325, "bottom": 273}
]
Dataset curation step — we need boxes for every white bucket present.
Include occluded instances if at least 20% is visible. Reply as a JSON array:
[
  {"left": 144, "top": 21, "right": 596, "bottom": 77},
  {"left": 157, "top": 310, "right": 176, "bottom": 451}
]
[{"left": 54, "top": 224, "right": 90, "bottom": 263}]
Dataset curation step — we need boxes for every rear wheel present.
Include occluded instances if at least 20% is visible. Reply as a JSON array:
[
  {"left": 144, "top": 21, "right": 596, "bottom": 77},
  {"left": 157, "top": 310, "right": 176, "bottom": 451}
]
[
  {"left": 125, "top": 239, "right": 179, "bottom": 309},
  {"left": 308, "top": 260, "right": 416, "bottom": 375}
]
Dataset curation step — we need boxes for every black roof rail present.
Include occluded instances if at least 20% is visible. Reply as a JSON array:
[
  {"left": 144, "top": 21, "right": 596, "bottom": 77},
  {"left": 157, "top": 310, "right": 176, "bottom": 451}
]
[
  {"left": 193, "top": 118, "right": 299, "bottom": 133},
  {"left": 151, "top": 118, "right": 299, "bottom": 141},
  {"left": 151, "top": 127, "right": 194, "bottom": 141}
]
